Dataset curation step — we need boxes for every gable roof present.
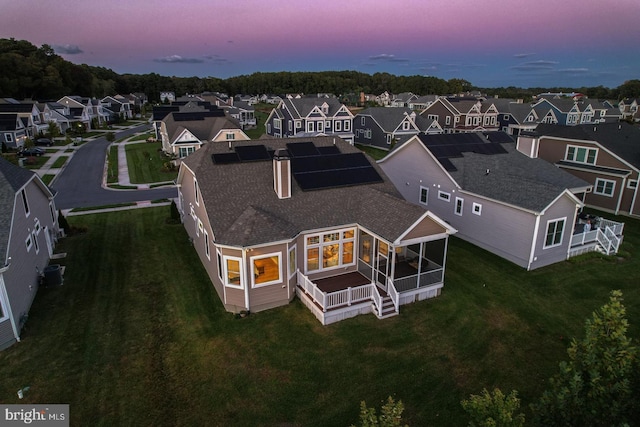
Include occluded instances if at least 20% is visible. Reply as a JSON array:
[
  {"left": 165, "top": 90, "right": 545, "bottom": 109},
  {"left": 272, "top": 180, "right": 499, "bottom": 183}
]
[
  {"left": 0, "top": 157, "right": 41, "bottom": 262},
  {"left": 414, "top": 132, "right": 589, "bottom": 212},
  {"left": 182, "top": 137, "right": 445, "bottom": 247},
  {"left": 164, "top": 113, "right": 241, "bottom": 143},
  {"left": 358, "top": 107, "right": 415, "bottom": 132},
  {"left": 281, "top": 97, "right": 348, "bottom": 118},
  {"left": 0, "top": 114, "right": 20, "bottom": 131},
  {"left": 535, "top": 122, "right": 640, "bottom": 169}
]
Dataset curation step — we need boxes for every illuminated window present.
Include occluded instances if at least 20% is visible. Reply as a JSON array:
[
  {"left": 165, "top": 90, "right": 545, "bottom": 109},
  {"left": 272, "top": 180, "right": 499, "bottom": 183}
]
[
  {"left": 305, "top": 228, "right": 356, "bottom": 273},
  {"left": 251, "top": 253, "right": 282, "bottom": 287}
]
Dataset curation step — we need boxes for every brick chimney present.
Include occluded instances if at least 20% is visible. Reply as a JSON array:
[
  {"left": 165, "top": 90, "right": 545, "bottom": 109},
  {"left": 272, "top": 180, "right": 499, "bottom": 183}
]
[{"left": 273, "top": 149, "right": 291, "bottom": 199}]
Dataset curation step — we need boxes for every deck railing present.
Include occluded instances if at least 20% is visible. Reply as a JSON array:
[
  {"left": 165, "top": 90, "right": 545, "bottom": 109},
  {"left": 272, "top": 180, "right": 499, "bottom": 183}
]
[
  {"left": 603, "top": 227, "right": 621, "bottom": 254},
  {"left": 387, "top": 281, "right": 399, "bottom": 312},
  {"left": 570, "top": 230, "right": 598, "bottom": 247},
  {"left": 599, "top": 218, "right": 624, "bottom": 235},
  {"left": 297, "top": 270, "right": 373, "bottom": 312}
]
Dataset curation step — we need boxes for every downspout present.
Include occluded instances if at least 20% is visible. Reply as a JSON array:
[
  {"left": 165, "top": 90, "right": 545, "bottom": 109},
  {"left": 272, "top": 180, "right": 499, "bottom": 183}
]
[
  {"left": 527, "top": 214, "right": 541, "bottom": 271},
  {"left": 0, "top": 274, "right": 20, "bottom": 343},
  {"left": 615, "top": 177, "right": 627, "bottom": 215},
  {"left": 242, "top": 249, "right": 250, "bottom": 311}
]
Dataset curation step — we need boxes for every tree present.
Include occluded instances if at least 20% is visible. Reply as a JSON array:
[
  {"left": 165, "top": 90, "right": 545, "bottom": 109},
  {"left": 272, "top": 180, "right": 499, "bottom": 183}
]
[
  {"left": 461, "top": 388, "right": 525, "bottom": 427},
  {"left": 531, "top": 290, "right": 638, "bottom": 427},
  {"left": 351, "top": 396, "right": 408, "bottom": 427},
  {"left": 105, "top": 132, "right": 115, "bottom": 142}
]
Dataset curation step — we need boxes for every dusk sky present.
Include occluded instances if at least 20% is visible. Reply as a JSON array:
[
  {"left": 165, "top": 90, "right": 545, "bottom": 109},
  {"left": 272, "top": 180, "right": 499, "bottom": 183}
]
[{"left": 1, "top": 0, "right": 639, "bottom": 89}]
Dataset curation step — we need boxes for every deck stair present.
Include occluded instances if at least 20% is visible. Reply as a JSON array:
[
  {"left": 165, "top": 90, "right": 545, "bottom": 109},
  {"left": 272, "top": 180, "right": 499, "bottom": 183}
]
[{"left": 374, "top": 295, "right": 398, "bottom": 319}]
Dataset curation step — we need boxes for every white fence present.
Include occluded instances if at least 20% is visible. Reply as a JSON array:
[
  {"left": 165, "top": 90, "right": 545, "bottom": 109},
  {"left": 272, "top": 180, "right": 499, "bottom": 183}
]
[{"left": 297, "top": 270, "right": 373, "bottom": 312}]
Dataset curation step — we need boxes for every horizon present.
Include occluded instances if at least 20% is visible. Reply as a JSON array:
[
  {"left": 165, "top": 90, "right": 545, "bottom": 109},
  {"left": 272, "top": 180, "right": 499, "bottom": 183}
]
[{"left": 1, "top": 0, "right": 639, "bottom": 89}]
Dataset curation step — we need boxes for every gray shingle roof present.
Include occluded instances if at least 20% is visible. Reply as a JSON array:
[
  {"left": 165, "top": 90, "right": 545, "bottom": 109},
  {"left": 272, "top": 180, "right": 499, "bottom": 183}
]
[
  {"left": 282, "top": 98, "right": 346, "bottom": 118},
  {"left": 358, "top": 107, "right": 414, "bottom": 132},
  {"left": 535, "top": 122, "right": 640, "bottom": 169},
  {"left": 0, "top": 157, "right": 38, "bottom": 262},
  {"left": 448, "top": 144, "right": 590, "bottom": 212},
  {"left": 182, "top": 137, "right": 434, "bottom": 247}
]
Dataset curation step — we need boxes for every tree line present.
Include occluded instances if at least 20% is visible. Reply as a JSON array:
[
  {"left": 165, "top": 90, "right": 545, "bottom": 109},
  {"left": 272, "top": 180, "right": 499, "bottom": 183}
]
[{"left": 1, "top": 38, "right": 639, "bottom": 103}]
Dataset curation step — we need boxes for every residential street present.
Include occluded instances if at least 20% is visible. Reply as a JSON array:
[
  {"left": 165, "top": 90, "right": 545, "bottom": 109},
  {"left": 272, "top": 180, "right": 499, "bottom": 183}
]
[{"left": 50, "top": 124, "right": 177, "bottom": 210}]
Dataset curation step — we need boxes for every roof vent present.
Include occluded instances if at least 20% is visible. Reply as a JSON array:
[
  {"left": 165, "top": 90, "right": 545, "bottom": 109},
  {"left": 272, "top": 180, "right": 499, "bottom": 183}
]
[{"left": 485, "top": 169, "right": 490, "bottom": 175}]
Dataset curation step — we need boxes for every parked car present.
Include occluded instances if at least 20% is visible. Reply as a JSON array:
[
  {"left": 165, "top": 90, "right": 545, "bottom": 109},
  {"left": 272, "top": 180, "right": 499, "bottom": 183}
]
[
  {"left": 35, "top": 138, "right": 53, "bottom": 146},
  {"left": 19, "top": 147, "right": 46, "bottom": 157}
]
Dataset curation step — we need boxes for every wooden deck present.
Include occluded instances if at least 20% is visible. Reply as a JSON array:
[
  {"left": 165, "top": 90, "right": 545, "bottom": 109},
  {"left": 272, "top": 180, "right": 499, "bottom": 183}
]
[{"left": 314, "top": 272, "right": 371, "bottom": 293}]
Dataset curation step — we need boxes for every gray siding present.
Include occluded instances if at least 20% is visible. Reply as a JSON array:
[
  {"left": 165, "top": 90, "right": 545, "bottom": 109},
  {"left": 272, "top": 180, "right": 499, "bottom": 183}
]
[
  {"left": 529, "top": 195, "right": 577, "bottom": 269},
  {"left": 0, "top": 319, "right": 16, "bottom": 350}
]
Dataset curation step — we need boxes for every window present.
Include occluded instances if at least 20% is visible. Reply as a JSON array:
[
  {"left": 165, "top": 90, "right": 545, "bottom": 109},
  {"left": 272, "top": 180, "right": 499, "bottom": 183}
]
[
  {"left": 472, "top": 203, "right": 482, "bottom": 215},
  {"left": 34, "top": 218, "right": 41, "bottom": 234},
  {"left": 503, "top": 114, "right": 509, "bottom": 120},
  {"left": 361, "top": 117, "right": 366, "bottom": 126},
  {"left": 226, "top": 132, "right": 235, "bottom": 140},
  {"left": 223, "top": 256, "right": 243, "bottom": 288},
  {"left": 274, "top": 119, "right": 281, "bottom": 130},
  {"left": 178, "top": 147, "right": 195, "bottom": 158},
  {"left": 455, "top": 197, "right": 464, "bottom": 215},
  {"left": 267, "top": 124, "right": 271, "bottom": 134},
  {"left": 594, "top": 178, "right": 615, "bottom": 197},
  {"left": 566, "top": 145, "right": 597, "bottom": 164},
  {"left": 427, "top": 114, "right": 438, "bottom": 121},
  {"left": 289, "top": 246, "right": 297, "bottom": 278},
  {"left": 25, "top": 234, "right": 33, "bottom": 252},
  {"left": 194, "top": 179, "right": 200, "bottom": 205},
  {"left": 305, "top": 228, "right": 356, "bottom": 273},
  {"left": 204, "top": 230, "right": 210, "bottom": 260},
  {"left": 307, "top": 122, "right": 313, "bottom": 132},
  {"left": 251, "top": 253, "right": 282, "bottom": 287},
  {"left": 445, "top": 116, "right": 451, "bottom": 125},
  {"left": 627, "top": 180, "right": 637, "bottom": 189},
  {"left": 33, "top": 231, "right": 39, "bottom": 254},
  {"left": 21, "top": 189, "right": 29, "bottom": 216},
  {"left": 365, "top": 129, "right": 372, "bottom": 139},
  {"left": 438, "top": 190, "right": 450, "bottom": 202},
  {"left": 386, "top": 134, "right": 392, "bottom": 144},
  {"left": 317, "top": 121, "right": 324, "bottom": 132},
  {"left": 288, "top": 121, "right": 292, "bottom": 131},
  {"left": 217, "top": 250, "right": 223, "bottom": 281},
  {"left": 402, "top": 121, "right": 410, "bottom": 130},
  {"left": 5, "top": 133, "right": 13, "bottom": 143},
  {"left": 295, "top": 120, "right": 302, "bottom": 128},
  {"left": 344, "top": 120, "right": 350, "bottom": 131},
  {"left": 544, "top": 218, "right": 566, "bottom": 248},
  {"left": 335, "top": 120, "right": 341, "bottom": 131},
  {"left": 419, "top": 186, "right": 429, "bottom": 206}
]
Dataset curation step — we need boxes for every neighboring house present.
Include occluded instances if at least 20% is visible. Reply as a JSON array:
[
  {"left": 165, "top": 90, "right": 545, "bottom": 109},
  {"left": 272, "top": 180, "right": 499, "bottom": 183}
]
[
  {"left": 493, "top": 99, "right": 538, "bottom": 136},
  {"left": 419, "top": 98, "right": 499, "bottom": 133},
  {"left": 39, "top": 102, "right": 72, "bottom": 134},
  {"left": 391, "top": 92, "right": 417, "bottom": 108},
  {"left": 0, "top": 114, "right": 27, "bottom": 150},
  {"left": 408, "top": 95, "right": 439, "bottom": 111},
  {"left": 265, "top": 97, "right": 355, "bottom": 143},
  {"left": 224, "top": 101, "right": 257, "bottom": 129},
  {"left": 0, "top": 157, "right": 59, "bottom": 350},
  {"left": 379, "top": 132, "right": 623, "bottom": 270},
  {"left": 618, "top": 98, "right": 639, "bottom": 122},
  {"left": 159, "top": 109, "right": 247, "bottom": 159},
  {"left": 160, "top": 91, "right": 176, "bottom": 103},
  {"left": 56, "top": 96, "right": 92, "bottom": 130},
  {"left": 0, "top": 102, "right": 44, "bottom": 138},
  {"left": 376, "top": 91, "right": 392, "bottom": 106},
  {"left": 518, "top": 123, "right": 640, "bottom": 217},
  {"left": 101, "top": 96, "right": 133, "bottom": 121},
  {"left": 176, "top": 136, "right": 457, "bottom": 324},
  {"left": 354, "top": 107, "right": 441, "bottom": 150}
]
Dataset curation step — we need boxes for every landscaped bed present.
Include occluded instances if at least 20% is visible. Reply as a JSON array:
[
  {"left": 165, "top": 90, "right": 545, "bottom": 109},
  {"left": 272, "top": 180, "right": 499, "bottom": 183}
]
[{"left": 0, "top": 207, "right": 637, "bottom": 426}]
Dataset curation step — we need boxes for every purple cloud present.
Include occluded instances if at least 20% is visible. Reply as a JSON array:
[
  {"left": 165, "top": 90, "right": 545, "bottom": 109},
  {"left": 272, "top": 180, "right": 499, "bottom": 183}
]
[
  {"left": 154, "top": 55, "right": 204, "bottom": 64},
  {"left": 53, "top": 44, "right": 83, "bottom": 54}
]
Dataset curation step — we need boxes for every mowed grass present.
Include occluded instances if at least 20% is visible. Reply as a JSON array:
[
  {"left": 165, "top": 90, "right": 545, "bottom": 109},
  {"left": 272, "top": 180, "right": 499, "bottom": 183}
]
[
  {"left": 0, "top": 207, "right": 638, "bottom": 426},
  {"left": 125, "top": 142, "right": 177, "bottom": 184}
]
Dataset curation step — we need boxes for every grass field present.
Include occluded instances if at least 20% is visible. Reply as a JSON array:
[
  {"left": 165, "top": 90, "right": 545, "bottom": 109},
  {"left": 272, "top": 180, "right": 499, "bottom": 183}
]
[
  {"left": 125, "top": 142, "right": 177, "bottom": 184},
  {"left": 244, "top": 103, "right": 272, "bottom": 139},
  {"left": 0, "top": 207, "right": 638, "bottom": 426},
  {"left": 107, "top": 145, "right": 118, "bottom": 184}
]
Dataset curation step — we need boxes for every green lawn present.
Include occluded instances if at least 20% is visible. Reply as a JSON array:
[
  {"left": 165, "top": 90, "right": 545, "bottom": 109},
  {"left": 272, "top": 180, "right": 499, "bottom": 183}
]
[
  {"left": 0, "top": 207, "right": 638, "bottom": 426},
  {"left": 51, "top": 156, "right": 68, "bottom": 168},
  {"left": 125, "top": 142, "right": 177, "bottom": 184},
  {"left": 107, "top": 145, "right": 119, "bottom": 184},
  {"left": 355, "top": 143, "right": 389, "bottom": 161},
  {"left": 244, "top": 103, "right": 272, "bottom": 139}
]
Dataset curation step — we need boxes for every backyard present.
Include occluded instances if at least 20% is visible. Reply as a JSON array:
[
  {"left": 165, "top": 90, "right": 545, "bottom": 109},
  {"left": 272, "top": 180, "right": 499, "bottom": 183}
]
[
  {"left": 124, "top": 141, "right": 177, "bottom": 184},
  {"left": 0, "top": 207, "right": 638, "bottom": 426}
]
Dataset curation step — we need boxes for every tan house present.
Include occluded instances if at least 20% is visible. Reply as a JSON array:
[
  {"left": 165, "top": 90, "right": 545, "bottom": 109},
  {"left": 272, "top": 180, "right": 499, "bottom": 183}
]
[{"left": 176, "top": 136, "right": 456, "bottom": 324}]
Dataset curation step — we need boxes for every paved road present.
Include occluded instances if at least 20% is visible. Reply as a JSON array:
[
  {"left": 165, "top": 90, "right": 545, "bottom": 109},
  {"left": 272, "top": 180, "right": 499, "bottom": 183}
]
[{"left": 51, "top": 124, "right": 177, "bottom": 210}]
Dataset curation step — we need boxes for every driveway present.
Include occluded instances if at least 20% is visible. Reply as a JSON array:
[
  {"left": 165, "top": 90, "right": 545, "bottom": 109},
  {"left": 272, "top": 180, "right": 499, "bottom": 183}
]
[{"left": 51, "top": 124, "right": 177, "bottom": 210}]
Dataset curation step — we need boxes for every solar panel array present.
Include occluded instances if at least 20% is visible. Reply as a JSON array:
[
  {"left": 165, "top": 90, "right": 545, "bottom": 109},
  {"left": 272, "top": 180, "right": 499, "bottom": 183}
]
[
  {"left": 172, "top": 110, "right": 225, "bottom": 121},
  {"left": 420, "top": 133, "right": 508, "bottom": 172},
  {"left": 286, "top": 142, "right": 383, "bottom": 191},
  {"left": 211, "top": 144, "right": 274, "bottom": 164}
]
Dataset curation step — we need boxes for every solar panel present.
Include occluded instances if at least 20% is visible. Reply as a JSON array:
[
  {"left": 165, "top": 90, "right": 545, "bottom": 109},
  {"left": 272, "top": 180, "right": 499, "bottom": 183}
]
[
  {"left": 294, "top": 166, "right": 383, "bottom": 191},
  {"left": 212, "top": 152, "right": 240, "bottom": 164},
  {"left": 235, "top": 145, "right": 272, "bottom": 162},
  {"left": 291, "top": 153, "right": 371, "bottom": 174},
  {"left": 286, "top": 142, "right": 320, "bottom": 157},
  {"left": 317, "top": 145, "right": 341, "bottom": 155}
]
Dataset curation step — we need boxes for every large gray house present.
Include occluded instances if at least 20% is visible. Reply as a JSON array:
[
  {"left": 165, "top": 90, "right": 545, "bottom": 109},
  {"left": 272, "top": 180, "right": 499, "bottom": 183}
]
[
  {"left": 176, "top": 136, "right": 456, "bottom": 324},
  {"left": 379, "top": 132, "right": 624, "bottom": 270},
  {"left": 1, "top": 157, "right": 59, "bottom": 350}
]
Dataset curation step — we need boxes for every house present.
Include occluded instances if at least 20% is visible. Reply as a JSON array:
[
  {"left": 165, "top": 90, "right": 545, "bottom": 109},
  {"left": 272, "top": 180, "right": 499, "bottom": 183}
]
[
  {"left": 176, "top": 136, "right": 457, "bottom": 324},
  {"left": 354, "top": 107, "right": 442, "bottom": 150},
  {"left": 376, "top": 91, "right": 392, "bottom": 106},
  {"left": 408, "top": 95, "right": 439, "bottom": 111},
  {"left": 419, "top": 98, "right": 499, "bottom": 133},
  {"left": 378, "top": 132, "right": 624, "bottom": 270},
  {"left": 492, "top": 99, "right": 538, "bottom": 136},
  {"left": 391, "top": 92, "right": 417, "bottom": 108},
  {"left": 224, "top": 101, "right": 257, "bottom": 129},
  {"left": 265, "top": 97, "right": 355, "bottom": 143},
  {"left": 0, "top": 157, "right": 59, "bottom": 350},
  {"left": 0, "top": 114, "right": 28, "bottom": 150},
  {"left": 101, "top": 96, "right": 133, "bottom": 121},
  {"left": 158, "top": 108, "right": 248, "bottom": 159},
  {"left": 0, "top": 101, "right": 46, "bottom": 138},
  {"left": 518, "top": 123, "right": 640, "bottom": 217},
  {"left": 160, "top": 91, "right": 176, "bottom": 103},
  {"left": 56, "top": 96, "right": 92, "bottom": 130}
]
